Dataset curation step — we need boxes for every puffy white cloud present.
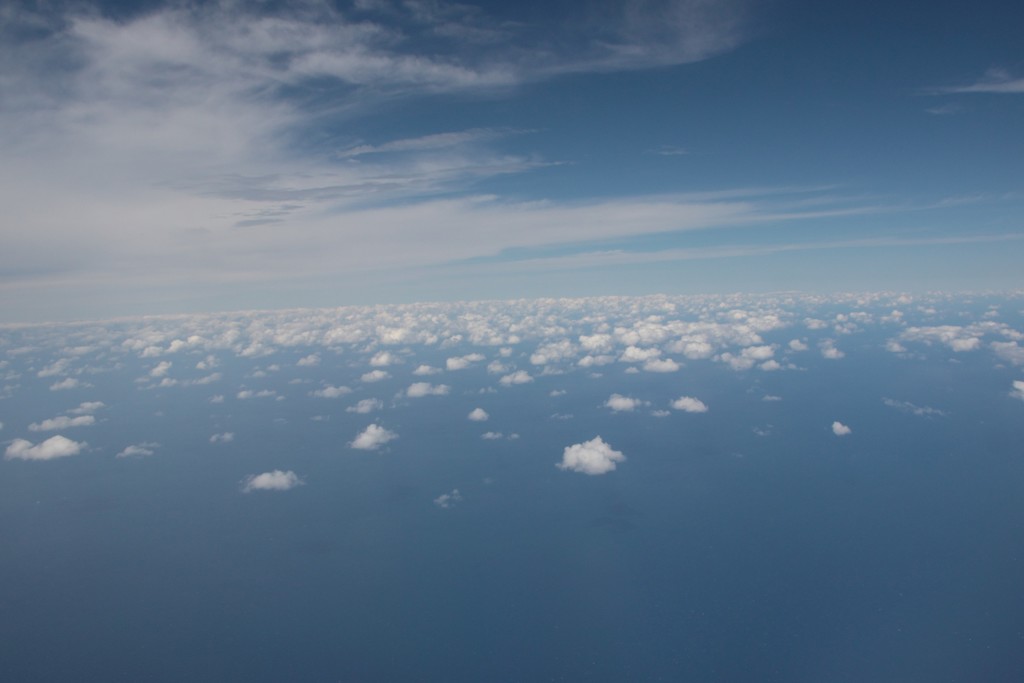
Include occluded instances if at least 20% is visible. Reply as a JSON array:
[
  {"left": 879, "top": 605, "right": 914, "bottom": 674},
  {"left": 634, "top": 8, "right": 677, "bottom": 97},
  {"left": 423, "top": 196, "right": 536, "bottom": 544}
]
[
  {"left": 237, "top": 389, "right": 277, "bottom": 399},
  {"left": 557, "top": 436, "right": 625, "bottom": 475},
  {"left": 209, "top": 394, "right": 225, "bottom": 403},
  {"left": 819, "top": 340, "right": 845, "bottom": 359},
  {"left": 619, "top": 346, "right": 661, "bottom": 363},
  {"left": 550, "top": 389, "right": 566, "bottom": 396},
  {"left": 351, "top": 424, "right": 398, "bottom": 450},
  {"left": 788, "top": 339, "right": 808, "bottom": 351},
  {"left": 499, "top": 370, "right": 533, "bottom": 386},
  {"left": 5, "top": 435, "right": 85, "bottom": 461},
  {"left": 406, "top": 382, "right": 450, "bottom": 397},
  {"left": 311, "top": 384, "right": 352, "bottom": 398},
  {"left": 577, "top": 354, "right": 615, "bottom": 367},
  {"left": 885, "top": 340, "right": 907, "bottom": 353},
  {"left": 116, "top": 442, "right": 159, "bottom": 458},
  {"left": 37, "top": 358, "right": 72, "bottom": 378},
  {"left": 49, "top": 378, "right": 82, "bottom": 391},
  {"left": 671, "top": 396, "right": 708, "bottom": 413},
  {"left": 433, "top": 488, "right": 463, "bottom": 509},
  {"left": 759, "top": 360, "right": 781, "bottom": 371},
  {"left": 468, "top": 408, "right": 489, "bottom": 421},
  {"left": 413, "top": 364, "right": 442, "bottom": 375},
  {"left": 297, "top": 353, "right": 321, "bottom": 367},
  {"left": 605, "top": 394, "right": 645, "bottom": 412},
  {"left": 832, "top": 421, "right": 852, "bottom": 436},
  {"left": 370, "top": 351, "right": 398, "bottom": 366},
  {"left": 481, "top": 431, "right": 503, "bottom": 439},
  {"left": 347, "top": 398, "right": 384, "bottom": 414},
  {"left": 150, "top": 361, "right": 173, "bottom": 377},
  {"left": 210, "top": 432, "right": 235, "bottom": 443},
  {"left": 361, "top": 370, "right": 391, "bottom": 382},
  {"left": 1010, "top": 380, "right": 1024, "bottom": 401},
  {"left": 643, "top": 358, "right": 680, "bottom": 373},
  {"left": 530, "top": 340, "right": 577, "bottom": 365},
  {"left": 446, "top": 353, "right": 485, "bottom": 370},
  {"left": 993, "top": 342, "right": 1024, "bottom": 366},
  {"left": 29, "top": 415, "right": 96, "bottom": 432},
  {"left": 68, "top": 401, "right": 105, "bottom": 415},
  {"left": 762, "top": 394, "right": 783, "bottom": 401},
  {"left": 242, "top": 470, "right": 304, "bottom": 492}
]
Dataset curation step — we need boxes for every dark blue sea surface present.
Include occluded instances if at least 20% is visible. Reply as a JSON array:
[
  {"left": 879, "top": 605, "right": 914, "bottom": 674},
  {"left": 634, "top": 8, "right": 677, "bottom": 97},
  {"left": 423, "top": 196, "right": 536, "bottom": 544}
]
[{"left": 1, "top": 295, "right": 1023, "bottom": 681}]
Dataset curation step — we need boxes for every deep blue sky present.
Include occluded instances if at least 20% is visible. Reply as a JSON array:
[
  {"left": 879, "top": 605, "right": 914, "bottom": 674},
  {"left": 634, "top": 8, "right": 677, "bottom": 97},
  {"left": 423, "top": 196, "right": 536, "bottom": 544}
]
[{"left": 1, "top": 0, "right": 1021, "bottom": 321}]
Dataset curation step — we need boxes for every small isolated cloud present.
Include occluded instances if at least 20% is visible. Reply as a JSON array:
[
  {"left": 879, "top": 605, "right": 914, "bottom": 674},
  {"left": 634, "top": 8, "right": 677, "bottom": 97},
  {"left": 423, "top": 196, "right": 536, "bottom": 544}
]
[
  {"left": 882, "top": 398, "right": 946, "bottom": 417},
  {"left": 29, "top": 415, "right": 96, "bottom": 431},
  {"left": 209, "top": 394, "right": 225, "bottom": 403},
  {"left": 150, "top": 361, "right": 172, "bottom": 377},
  {"left": 820, "top": 340, "right": 845, "bottom": 359},
  {"left": 311, "top": 384, "right": 352, "bottom": 398},
  {"left": 788, "top": 339, "right": 808, "bottom": 352},
  {"left": 361, "top": 370, "right": 391, "bottom": 382},
  {"left": 557, "top": 436, "right": 625, "bottom": 475},
  {"left": 481, "top": 431, "right": 503, "bottom": 439},
  {"left": 237, "top": 389, "right": 277, "bottom": 399},
  {"left": 433, "top": 488, "right": 463, "bottom": 509},
  {"left": 347, "top": 398, "right": 384, "bottom": 414},
  {"left": 5, "top": 435, "right": 85, "bottom": 461},
  {"left": 550, "top": 389, "right": 567, "bottom": 397},
  {"left": 447, "top": 353, "right": 485, "bottom": 370},
  {"left": 116, "top": 442, "right": 159, "bottom": 458},
  {"left": 242, "top": 470, "right": 304, "bottom": 492},
  {"left": 309, "top": 385, "right": 350, "bottom": 401},
  {"left": 762, "top": 395, "right": 783, "bottom": 402},
  {"left": 210, "top": 432, "right": 235, "bottom": 443},
  {"left": 605, "top": 394, "right": 645, "bottom": 412},
  {"left": 406, "top": 382, "right": 450, "bottom": 397},
  {"left": 68, "top": 401, "right": 105, "bottom": 415},
  {"left": 297, "top": 353, "right": 321, "bottom": 367},
  {"left": 1010, "top": 380, "right": 1024, "bottom": 401},
  {"left": 643, "top": 358, "right": 680, "bottom": 373},
  {"left": 468, "top": 408, "right": 489, "bottom": 421},
  {"left": 413, "top": 364, "right": 442, "bottom": 375},
  {"left": 832, "top": 421, "right": 852, "bottom": 436},
  {"left": 49, "top": 378, "right": 82, "bottom": 391},
  {"left": 671, "top": 396, "right": 708, "bottom": 413},
  {"left": 499, "top": 370, "right": 533, "bottom": 386},
  {"left": 351, "top": 424, "right": 398, "bottom": 450},
  {"left": 370, "top": 351, "right": 398, "bottom": 367}
]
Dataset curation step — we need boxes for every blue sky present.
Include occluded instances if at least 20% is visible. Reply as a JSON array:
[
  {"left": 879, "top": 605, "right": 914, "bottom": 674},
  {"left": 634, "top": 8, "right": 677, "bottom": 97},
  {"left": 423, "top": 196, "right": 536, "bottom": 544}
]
[{"left": 1, "top": 0, "right": 1021, "bottom": 321}]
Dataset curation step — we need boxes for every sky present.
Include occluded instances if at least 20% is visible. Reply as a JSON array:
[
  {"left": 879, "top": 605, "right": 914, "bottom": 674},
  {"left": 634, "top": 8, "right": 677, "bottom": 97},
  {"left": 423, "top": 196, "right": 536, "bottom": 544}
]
[{"left": 1, "top": 0, "right": 1022, "bottom": 322}]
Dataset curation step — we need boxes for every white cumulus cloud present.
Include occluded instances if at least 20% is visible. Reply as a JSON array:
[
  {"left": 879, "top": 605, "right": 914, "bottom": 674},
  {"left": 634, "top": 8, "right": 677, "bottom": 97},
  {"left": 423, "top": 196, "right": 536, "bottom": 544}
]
[
  {"left": 210, "top": 432, "right": 235, "bottom": 443},
  {"left": 347, "top": 398, "right": 384, "bottom": 414},
  {"left": 643, "top": 358, "right": 680, "bottom": 373},
  {"left": 116, "top": 442, "right": 159, "bottom": 458},
  {"left": 832, "top": 421, "right": 852, "bottom": 436},
  {"left": 499, "top": 370, "right": 533, "bottom": 386},
  {"left": 671, "top": 396, "right": 708, "bottom": 413},
  {"left": 5, "top": 435, "right": 85, "bottom": 461},
  {"left": 29, "top": 415, "right": 96, "bottom": 431},
  {"left": 1010, "top": 380, "right": 1024, "bottom": 401},
  {"left": 557, "top": 436, "right": 625, "bottom": 475},
  {"left": 311, "top": 384, "right": 352, "bottom": 398},
  {"left": 242, "top": 470, "right": 304, "bottom": 492},
  {"left": 605, "top": 394, "right": 645, "bottom": 412},
  {"left": 361, "top": 370, "right": 391, "bottom": 382},
  {"left": 351, "top": 424, "right": 398, "bottom": 450},
  {"left": 406, "top": 382, "right": 450, "bottom": 397},
  {"left": 468, "top": 408, "right": 489, "bottom": 421}
]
